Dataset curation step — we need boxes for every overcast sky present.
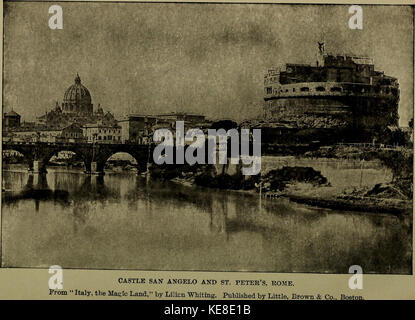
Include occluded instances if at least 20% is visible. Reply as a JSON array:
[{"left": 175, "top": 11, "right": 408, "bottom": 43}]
[{"left": 3, "top": 3, "right": 414, "bottom": 125}]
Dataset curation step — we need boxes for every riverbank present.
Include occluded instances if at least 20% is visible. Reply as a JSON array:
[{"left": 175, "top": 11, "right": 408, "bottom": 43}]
[
  {"left": 279, "top": 183, "right": 412, "bottom": 215},
  {"left": 3, "top": 155, "right": 412, "bottom": 215},
  {"left": 149, "top": 158, "right": 412, "bottom": 215},
  {"left": 171, "top": 176, "right": 412, "bottom": 215}
]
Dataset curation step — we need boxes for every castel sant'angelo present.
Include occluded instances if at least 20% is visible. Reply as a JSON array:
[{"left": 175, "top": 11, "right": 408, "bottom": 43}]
[{"left": 261, "top": 42, "right": 400, "bottom": 144}]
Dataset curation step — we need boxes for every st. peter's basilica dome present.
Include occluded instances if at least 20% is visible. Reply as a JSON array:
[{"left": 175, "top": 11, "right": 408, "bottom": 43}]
[{"left": 62, "top": 74, "right": 93, "bottom": 115}]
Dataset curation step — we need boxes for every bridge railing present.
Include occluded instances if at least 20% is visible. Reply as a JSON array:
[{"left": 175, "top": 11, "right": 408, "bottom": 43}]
[
  {"left": 2, "top": 140, "right": 155, "bottom": 147},
  {"left": 336, "top": 142, "right": 403, "bottom": 150}
]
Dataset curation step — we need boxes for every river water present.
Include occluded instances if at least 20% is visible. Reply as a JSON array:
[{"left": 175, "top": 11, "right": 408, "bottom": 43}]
[{"left": 1, "top": 166, "right": 412, "bottom": 274}]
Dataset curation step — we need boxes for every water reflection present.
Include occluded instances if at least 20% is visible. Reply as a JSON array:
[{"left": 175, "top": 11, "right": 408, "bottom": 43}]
[
  {"left": 3, "top": 173, "right": 70, "bottom": 210},
  {"left": 1, "top": 167, "right": 412, "bottom": 274}
]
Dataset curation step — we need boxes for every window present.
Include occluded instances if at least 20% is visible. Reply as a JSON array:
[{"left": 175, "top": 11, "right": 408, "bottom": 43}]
[
  {"left": 330, "top": 87, "right": 342, "bottom": 92},
  {"left": 316, "top": 86, "right": 325, "bottom": 92},
  {"left": 266, "top": 87, "right": 272, "bottom": 94},
  {"left": 300, "top": 87, "right": 310, "bottom": 92}
]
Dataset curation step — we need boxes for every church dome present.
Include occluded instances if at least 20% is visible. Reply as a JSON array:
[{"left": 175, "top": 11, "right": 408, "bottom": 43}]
[
  {"left": 64, "top": 74, "right": 91, "bottom": 104},
  {"left": 62, "top": 74, "right": 93, "bottom": 115}
]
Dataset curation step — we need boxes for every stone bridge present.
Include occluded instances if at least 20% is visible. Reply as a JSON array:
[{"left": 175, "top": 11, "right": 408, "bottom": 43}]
[{"left": 2, "top": 142, "right": 155, "bottom": 175}]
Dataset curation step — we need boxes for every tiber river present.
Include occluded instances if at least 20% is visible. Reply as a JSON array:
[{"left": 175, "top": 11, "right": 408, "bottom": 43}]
[{"left": 1, "top": 164, "right": 412, "bottom": 274}]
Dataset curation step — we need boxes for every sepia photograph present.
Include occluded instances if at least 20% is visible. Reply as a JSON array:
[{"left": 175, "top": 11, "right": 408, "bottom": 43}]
[{"left": 1, "top": 1, "right": 413, "bottom": 275}]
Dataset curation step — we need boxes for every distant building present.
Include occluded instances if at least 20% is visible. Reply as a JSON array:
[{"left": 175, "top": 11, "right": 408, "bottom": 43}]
[
  {"left": 35, "top": 74, "right": 117, "bottom": 129},
  {"left": 6, "top": 130, "right": 38, "bottom": 143},
  {"left": 263, "top": 42, "right": 400, "bottom": 130},
  {"left": 118, "top": 114, "right": 157, "bottom": 144},
  {"left": 401, "top": 126, "right": 414, "bottom": 143},
  {"left": 155, "top": 112, "right": 209, "bottom": 135},
  {"left": 260, "top": 42, "right": 401, "bottom": 145},
  {"left": 60, "top": 123, "right": 85, "bottom": 143},
  {"left": 20, "top": 121, "right": 37, "bottom": 130},
  {"left": 38, "top": 129, "right": 65, "bottom": 143},
  {"left": 6, "top": 123, "right": 86, "bottom": 143},
  {"left": 5, "top": 75, "right": 211, "bottom": 146},
  {"left": 156, "top": 112, "right": 206, "bottom": 125},
  {"left": 117, "top": 112, "right": 208, "bottom": 144},
  {"left": 83, "top": 121, "right": 121, "bottom": 144},
  {"left": 3, "top": 110, "right": 21, "bottom": 129}
]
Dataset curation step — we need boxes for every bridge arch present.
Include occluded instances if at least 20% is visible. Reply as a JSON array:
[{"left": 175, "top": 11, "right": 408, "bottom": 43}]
[
  {"left": 39, "top": 147, "right": 91, "bottom": 173},
  {"left": 2, "top": 142, "right": 153, "bottom": 175},
  {"left": 3, "top": 148, "right": 26, "bottom": 159},
  {"left": 104, "top": 152, "right": 139, "bottom": 172},
  {"left": 94, "top": 147, "right": 150, "bottom": 174},
  {"left": 2, "top": 147, "right": 34, "bottom": 170},
  {"left": 2, "top": 146, "right": 30, "bottom": 157}
]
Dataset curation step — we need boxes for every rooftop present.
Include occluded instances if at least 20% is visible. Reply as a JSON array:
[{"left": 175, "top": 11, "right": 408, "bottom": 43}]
[{"left": 4, "top": 110, "right": 20, "bottom": 117}]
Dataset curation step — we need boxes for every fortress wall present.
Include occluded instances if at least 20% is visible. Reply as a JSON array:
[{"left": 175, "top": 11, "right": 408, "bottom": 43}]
[
  {"left": 264, "top": 97, "right": 351, "bottom": 128},
  {"left": 265, "top": 97, "right": 350, "bottom": 114},
  {"left": 264, "top": 96, "right": 398, "bottom": 128},
  {"left": 261, "top": 156, "right": 392, "bottom": 188},
  {"left": 211, "top": 156, "right": 393, "bottom": 188}
]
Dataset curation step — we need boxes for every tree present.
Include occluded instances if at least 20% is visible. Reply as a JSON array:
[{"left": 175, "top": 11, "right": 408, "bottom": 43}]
[{"left": 210, "top": 120, "right": 238, "bottom": 131}]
